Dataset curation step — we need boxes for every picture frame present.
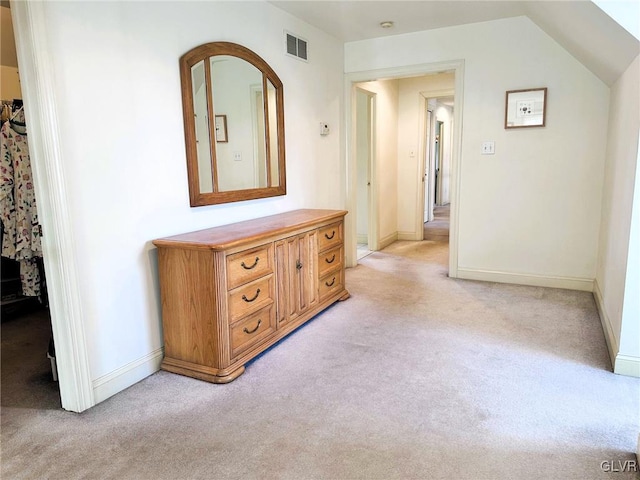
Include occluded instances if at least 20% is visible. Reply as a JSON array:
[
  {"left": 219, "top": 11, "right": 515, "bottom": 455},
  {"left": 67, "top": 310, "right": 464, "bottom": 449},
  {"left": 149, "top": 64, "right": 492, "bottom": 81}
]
[
  {"left": 215, "top": 114, "right": 228, "bottom": 142},
  {"left": 505, "top": 88, "right": 547, "bottom": 129}
]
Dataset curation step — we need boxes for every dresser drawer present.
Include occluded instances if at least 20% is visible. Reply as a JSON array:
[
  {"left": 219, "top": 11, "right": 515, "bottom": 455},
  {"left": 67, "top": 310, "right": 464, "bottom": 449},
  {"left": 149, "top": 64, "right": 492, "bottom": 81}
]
[
  {"left": 319, "top": 270, "right": 343, "bottom": 301},
  {"left": 228, "top": 274, "right": 274, "bottom": 323},
  {"left": 318, "top": 222, "right": 342, "bottom": 252},
  {"left": 318, "top": 245, "right": 342, "bottom": 277},
  {"left": 227, "top": 244, "right": 273, "bottom": 290},
  {"left": 230, "top": 304, "right": 276, "bottom": 359}
]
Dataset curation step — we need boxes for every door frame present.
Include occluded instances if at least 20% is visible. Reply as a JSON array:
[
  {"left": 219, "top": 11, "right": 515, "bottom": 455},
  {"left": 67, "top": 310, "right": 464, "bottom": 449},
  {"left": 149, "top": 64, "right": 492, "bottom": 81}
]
[
  {"left": 418, "top": 89, "right": 455, "bottom": 239},
  {"left": 12, "top": 1, "right": 95, "bottom": 412},
  {"left": 423, "top": 107, "right": 433, "bottom": 224},
  {"left": 344, "top": 60, "right": 464, "bottom": 276},
  {"left": 354, "top": 87, "right": 378, "bottom": 254}
]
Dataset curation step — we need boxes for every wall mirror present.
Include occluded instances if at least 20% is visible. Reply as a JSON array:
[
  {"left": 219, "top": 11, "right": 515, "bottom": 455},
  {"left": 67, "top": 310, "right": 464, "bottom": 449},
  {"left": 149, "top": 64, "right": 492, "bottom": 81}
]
[
  {"left": 505, "top": 87, "right": 547, "bottom": 129},
  {"left": 180, "top": 42, "right": 286, "bottom": 206}
]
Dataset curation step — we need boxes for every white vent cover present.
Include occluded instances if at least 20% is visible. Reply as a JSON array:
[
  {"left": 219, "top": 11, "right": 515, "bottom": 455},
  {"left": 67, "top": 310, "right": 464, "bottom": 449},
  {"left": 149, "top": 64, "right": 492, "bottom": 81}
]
[{"left": 285, "top": 32, "right": 308, "bottom": 61}]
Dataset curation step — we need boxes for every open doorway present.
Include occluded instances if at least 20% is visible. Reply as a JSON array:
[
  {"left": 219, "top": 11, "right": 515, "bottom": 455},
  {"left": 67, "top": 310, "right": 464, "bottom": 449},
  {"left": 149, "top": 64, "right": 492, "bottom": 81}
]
[
  {"left": 355, "top": 87, "right": 376, "bottom": 260},
  {"left": 345, "top": 61, "right": 463, "bottom": 274},
  {"left": 1, "top": 3, "right": 60, "bottom": 410},
  {"left": 423, "top": 96, "right": 454, "bottom": 242}
]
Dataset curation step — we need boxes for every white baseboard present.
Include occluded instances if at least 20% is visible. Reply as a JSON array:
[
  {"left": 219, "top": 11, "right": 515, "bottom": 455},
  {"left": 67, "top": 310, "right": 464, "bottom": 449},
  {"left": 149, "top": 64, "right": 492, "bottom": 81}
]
[
  {"left": 614, "top": 354, "right": 640, "bottom": 377},
  {"left": 593, "top": 280, "right": 640, "bottom": 378},
  {"left": 92, "top": 347, "right": 164, "bottom": 404},
  {"left": 378, "top": 232, "right": 398, "bottom": 250},
  {"left": 457, "top": 268, "right": 594, "bottom": 292},
  {"left": 356, "top": 234, "right": 368, "bottom": 244},
  {"left": 593, "top": 279, "right": 618, "bottom": 369},
  {"left": 398, "top": 231, "right": 420, "bottom": 241}
]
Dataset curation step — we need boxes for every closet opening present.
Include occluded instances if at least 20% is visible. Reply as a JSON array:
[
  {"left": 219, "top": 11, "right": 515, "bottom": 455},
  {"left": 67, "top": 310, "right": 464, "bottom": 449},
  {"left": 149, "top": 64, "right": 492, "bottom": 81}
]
[{"left": 1, "top": 2, "right": 61, "bottom": 410}]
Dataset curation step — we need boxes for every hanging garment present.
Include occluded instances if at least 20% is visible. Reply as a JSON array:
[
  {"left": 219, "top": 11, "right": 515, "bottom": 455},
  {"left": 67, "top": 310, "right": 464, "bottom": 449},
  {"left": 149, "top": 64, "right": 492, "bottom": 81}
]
[
  {"left": 0, "top": 107, "right": 43, "bottom": 297},
  {"left": 1, "top": 104, "right": 11, "bottom": 124}
]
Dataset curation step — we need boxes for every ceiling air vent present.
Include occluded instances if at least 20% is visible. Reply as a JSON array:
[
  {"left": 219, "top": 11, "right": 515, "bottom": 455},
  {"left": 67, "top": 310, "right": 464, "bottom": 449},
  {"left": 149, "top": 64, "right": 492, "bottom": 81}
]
[{"left": 285, "top": 32, "right": 308, "bottom": 62}]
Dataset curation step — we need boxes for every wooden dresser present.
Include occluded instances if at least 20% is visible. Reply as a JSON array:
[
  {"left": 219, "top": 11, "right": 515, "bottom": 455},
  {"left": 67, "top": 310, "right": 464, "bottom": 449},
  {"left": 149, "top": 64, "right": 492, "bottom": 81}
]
[{"left": 152, "top": 209, "right": 349, "bottom": 383}]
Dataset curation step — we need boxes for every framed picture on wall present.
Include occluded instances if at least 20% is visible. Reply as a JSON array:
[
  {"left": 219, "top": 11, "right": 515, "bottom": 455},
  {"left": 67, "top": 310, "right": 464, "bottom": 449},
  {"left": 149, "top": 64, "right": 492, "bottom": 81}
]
[
  {"left": 215, "top": 114, "right": 228, "bottom": 142},
  {"left": 505, "top": 88, "right": 547, "bottom": 129}
]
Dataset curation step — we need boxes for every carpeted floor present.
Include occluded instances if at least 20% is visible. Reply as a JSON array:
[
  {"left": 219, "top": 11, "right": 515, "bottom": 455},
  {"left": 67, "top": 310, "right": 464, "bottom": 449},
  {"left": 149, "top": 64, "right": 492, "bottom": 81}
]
[
  {"left": 2, "top": 241, "right": 639, "bottom": 479},
  {"left": 424, "top": 204, "right": 449, "bottom": 241}
]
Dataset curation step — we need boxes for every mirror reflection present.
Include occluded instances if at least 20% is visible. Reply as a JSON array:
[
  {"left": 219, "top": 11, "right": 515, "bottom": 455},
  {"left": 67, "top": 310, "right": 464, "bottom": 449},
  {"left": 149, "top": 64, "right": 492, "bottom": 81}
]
[
  {"left": 210, "top": 56, "right": 266, "bottom": 191},
  {"left": 180, "top": 42, "right": 286, "bottom": 206}
]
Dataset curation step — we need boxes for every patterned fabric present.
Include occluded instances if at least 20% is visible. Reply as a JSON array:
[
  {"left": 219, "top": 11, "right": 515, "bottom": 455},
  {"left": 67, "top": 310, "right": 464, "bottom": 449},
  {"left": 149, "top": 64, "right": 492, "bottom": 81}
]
[{"left": 0, "top": 107, "right": 43, "bottom": 297}]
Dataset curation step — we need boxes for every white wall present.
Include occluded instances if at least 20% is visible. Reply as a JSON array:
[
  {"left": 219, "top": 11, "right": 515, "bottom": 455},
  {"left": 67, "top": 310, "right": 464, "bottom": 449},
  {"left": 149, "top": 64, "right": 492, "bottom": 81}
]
[
  {"left": 355, "top": 80, "right": 399, "bottom": 246},
  {"left": 28, "top": 0, "right": 343, "bottom": 402},
  {"left": 396, "top": 74, "right": 454, "bottom": 236},
  {"left": 595, "top": 55, "right": 640, "bottom": 375},
  {"left": 346, "top": 16, "right": 609, "bottom": 288}
]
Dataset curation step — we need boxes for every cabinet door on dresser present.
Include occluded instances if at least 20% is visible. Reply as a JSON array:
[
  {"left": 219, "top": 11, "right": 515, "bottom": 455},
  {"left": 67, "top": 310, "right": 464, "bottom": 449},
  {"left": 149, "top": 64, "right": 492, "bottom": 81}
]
[{"left": 275, "top": 230, "right": 318, "bottom": 327}]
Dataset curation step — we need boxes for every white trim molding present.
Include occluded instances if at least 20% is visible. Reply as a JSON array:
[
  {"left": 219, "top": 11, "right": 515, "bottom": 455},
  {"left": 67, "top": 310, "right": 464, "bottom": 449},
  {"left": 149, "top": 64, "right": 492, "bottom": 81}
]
[
  {"left": 593, "top": 280, "right": 640, "bottom": 377},
  {"left": 11, "top": 1, "right": 95, "bottom": 412},
  {"left": 593, "top": 279, "right": 619, "bottom": 369},
  {"left": 398, "top": 231, "right": 420, "bottom": 241},
  {"left": 378, "top": 232, "right": 398, "bottom": 250},
  {"left": 614, "top": 354, "right": 640, "bottom": 377},
  {"left": 93, "top": 348, "right": 164, "bottom": 404},
  {"left": 457, "top": 267, "right": 594, "bottom": 292}
]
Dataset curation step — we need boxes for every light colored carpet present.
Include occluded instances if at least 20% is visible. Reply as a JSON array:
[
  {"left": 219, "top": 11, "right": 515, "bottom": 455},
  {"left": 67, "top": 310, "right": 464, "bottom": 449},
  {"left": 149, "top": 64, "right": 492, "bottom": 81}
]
[
  {"left": 424, "top": 204, "right": 449, "bottom": 241},
  {"left": 2, "top": 241, "right": 639, "bottom": 479}
]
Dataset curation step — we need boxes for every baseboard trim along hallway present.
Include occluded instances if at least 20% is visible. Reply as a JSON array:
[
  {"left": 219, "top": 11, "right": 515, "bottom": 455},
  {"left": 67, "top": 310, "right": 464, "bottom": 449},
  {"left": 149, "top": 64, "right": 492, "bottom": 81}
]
[{"left": 457, "top": 268, "right": 594, "bottom": 292}]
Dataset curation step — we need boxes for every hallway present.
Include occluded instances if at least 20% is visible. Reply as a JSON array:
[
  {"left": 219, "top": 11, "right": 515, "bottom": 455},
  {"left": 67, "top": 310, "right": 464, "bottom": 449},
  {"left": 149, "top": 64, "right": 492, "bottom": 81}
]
[{"left": 424, "top": 204, "right": 450, "bottom": 242}]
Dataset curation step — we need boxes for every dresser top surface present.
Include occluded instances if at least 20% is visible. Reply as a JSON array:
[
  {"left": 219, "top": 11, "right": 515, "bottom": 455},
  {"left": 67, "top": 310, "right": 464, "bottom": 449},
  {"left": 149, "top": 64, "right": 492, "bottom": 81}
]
[{"left": 152, "top": 209, "right": 347, "bottom": 250}]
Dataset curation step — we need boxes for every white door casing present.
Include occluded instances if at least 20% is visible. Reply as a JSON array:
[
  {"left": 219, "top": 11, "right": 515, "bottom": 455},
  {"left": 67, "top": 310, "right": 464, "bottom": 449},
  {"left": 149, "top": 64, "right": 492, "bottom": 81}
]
[
  {"left": 344, "top": 60, "right": 464, "bottom": 276},
  {"left": 11, "top": 1, "right": 94, "bottom": 412}
]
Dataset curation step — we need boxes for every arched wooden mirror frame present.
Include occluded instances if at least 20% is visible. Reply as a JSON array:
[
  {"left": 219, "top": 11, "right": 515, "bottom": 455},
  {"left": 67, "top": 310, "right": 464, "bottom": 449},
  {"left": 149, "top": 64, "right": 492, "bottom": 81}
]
[{"left": 180, "top": 42, "right": 286, "bottom": 206}]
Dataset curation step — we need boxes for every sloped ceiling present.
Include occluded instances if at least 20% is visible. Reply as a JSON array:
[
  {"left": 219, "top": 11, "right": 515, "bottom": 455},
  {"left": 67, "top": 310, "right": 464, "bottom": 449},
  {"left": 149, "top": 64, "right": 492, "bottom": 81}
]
[{"left": 270, "top": 0, "right": 639, "bottom": 85}]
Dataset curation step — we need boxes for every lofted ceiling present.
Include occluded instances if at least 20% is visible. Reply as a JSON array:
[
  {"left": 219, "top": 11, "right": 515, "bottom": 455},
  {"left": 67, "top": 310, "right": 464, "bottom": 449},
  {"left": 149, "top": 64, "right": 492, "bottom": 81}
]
[{"left": 270, "top": 0, "right": 639, "bottom": 85}]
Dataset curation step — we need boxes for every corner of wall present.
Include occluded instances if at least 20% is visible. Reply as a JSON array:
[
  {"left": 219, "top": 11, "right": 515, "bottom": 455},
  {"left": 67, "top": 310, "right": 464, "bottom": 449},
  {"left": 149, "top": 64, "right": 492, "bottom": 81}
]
[{"left": 593, "top": 278, "right": 618, "bottom": 370}]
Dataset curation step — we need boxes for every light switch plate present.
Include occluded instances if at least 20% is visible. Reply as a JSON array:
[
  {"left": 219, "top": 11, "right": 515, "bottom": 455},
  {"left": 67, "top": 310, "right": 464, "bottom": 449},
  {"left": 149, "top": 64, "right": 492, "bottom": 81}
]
[{"left": 481, "top": 141, "right": 495, "bottom": 155}]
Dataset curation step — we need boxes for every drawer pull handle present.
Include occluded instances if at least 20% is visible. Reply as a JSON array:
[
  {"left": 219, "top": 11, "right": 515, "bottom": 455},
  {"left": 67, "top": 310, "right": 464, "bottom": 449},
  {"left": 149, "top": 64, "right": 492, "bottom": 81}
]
[
  {"left": 325, "top": 254, "right": 336, "bottom": 264},
  {"left": 241, "top": 257, "right": 259, "bottom": 270},
  {"left": 296, "top": 260, "right": 303, "bottom": 270},
  {"left": 242, "top": 289, "right": 261, "bottom": 303},
  {"left": 243, "top": 319, "right": 262, "bottom": 335},
  {"left": 325, "top": 277, "right": 336, "bottom": 287},
  {"left": 324, "top": 231, "right": 336, "bottom": 240}
]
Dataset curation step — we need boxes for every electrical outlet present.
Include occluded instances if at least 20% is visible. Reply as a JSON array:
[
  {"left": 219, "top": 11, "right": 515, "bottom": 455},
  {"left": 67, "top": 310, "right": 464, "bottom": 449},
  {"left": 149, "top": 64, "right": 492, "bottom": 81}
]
[
  {"left": 233, "top": 152, "right": 242, "bottom": 161},
  {"left": 481, "top": 141, "right": 495, "bottom": 155}
]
